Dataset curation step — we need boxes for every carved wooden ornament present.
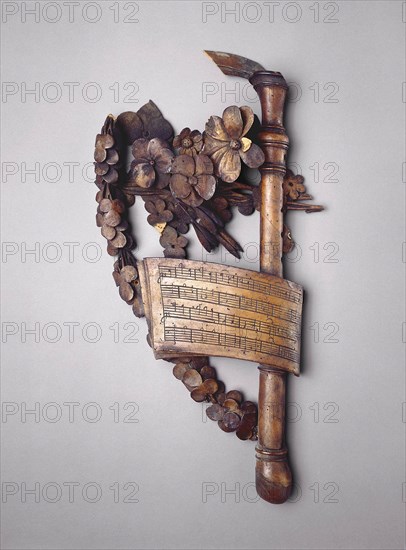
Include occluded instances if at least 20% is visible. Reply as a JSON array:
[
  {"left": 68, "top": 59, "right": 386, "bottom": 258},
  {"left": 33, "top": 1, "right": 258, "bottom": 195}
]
[{"left": 93, "top": 51, "right": 323, "bottom": 504}]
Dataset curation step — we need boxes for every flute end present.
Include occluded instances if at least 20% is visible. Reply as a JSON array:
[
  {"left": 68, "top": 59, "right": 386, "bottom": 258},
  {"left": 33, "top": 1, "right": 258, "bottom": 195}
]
[{"left": 255, "top": 453, "right": 292, "bottom": 504}]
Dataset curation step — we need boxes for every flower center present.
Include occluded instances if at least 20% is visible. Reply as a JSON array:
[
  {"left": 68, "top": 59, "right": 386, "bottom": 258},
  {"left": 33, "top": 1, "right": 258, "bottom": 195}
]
[
  {"left": 188, "top": 176, "right": 198, "bottom": 186},
  {"left": 230, "top": 139, "right": 241, "bottom": 150},
  {"left": 182, "top": 137, "right": 193, "bottom": 148},
  {"left": 149, "top": 159, "right": 155, "bottom": 166}
]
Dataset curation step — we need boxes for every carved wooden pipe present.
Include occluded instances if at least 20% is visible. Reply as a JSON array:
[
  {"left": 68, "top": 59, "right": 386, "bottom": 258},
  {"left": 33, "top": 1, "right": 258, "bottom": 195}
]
[{"left": 249, "top": 71, "right": 292, "bottom": 504}]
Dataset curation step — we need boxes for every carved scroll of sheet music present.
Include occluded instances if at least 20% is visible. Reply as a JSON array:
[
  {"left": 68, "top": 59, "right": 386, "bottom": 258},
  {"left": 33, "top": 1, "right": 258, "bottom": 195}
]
[{"left": 138, "top": 258, "right": 303, "bottom": 375}]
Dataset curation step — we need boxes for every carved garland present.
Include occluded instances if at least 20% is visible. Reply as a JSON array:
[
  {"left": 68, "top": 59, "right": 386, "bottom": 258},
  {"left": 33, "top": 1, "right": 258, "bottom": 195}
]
[{"left": 94, "top": 101, "right": 321, "bottom": 441}]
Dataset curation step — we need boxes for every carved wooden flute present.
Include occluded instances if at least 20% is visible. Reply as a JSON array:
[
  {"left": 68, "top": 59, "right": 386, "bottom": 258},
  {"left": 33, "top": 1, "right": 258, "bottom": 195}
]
[
  {"left": 206, "top": 52, "right": 293, "bottom": 504},
  {"left": 249, "top": 71, "right": 292, "bottom": 504}
]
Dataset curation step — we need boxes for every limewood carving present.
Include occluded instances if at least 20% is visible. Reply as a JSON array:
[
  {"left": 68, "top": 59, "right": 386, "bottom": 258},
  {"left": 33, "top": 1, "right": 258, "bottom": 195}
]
[{"left": 93, "top": 51, "right": 323, "bottom": 504}]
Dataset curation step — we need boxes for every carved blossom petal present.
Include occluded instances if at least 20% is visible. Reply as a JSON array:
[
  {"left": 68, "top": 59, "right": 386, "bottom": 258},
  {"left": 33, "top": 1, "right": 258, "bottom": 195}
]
[
  {"left": 205, "top": 115, "right": 229, "bottom": 141},
  {"left": 239, "top": 143, "right": 265, "bottom": 169},
  {"left": 222, "top": 106, "right": 244, "bottom": 140},
  {"left": 182, "top": 188, "right": 204, "bottom": 207},
  {"left": 194, "top": 154, "right": 214, "bottom": 176},
  {"left": 130, "top": 162, "right": 155, "bottom": 188},
  {"left": 170, "top": 173, "right": 190, "bottom": 199},
  {"left": 218, "top": 149, "right": 241, "bottom": 183},
  {"left": 171, "top": 154, "right": 195, "bottom": 177},
  {"left": 148, "top": 137, "right": 171, "bottom": 159},
  {"left": 132, "top": 138, "right": 150, "bottom": 161},
  {"left": 202, "top": 134, "right": 228, "bottom": 156},
  {"left": 240, "top": 106, "right": 255, "bottom": 137},
  {"left": 195, "top": 175, "right": 216, "bottom": 200},
  {"left": 153, "top": 147, "right": 174, "bottom": 173}
]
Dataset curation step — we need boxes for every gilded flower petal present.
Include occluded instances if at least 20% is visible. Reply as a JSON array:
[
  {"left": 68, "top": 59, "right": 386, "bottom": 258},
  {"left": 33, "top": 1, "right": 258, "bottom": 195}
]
[
  {"left": 202, "top": 134, "right": 228, "bottom": 156},
  {"left": 171, "top": 154, "right": 195, "bottom": 177},
  {"left": 218, "top": 149, "right": 241, "bottom": 183},
  {"left": 205, "top": 115, "right": 229, "bottom": 141},
  {"left": 132, "top": 138, "right": 150, "bottom": 161},
  {"left": 130, "top": 162, "right": 155, "bottom": 188},
  {"left": 222, "top": 106, "right": 243, "bottom": 140},
  {"left": 240, "top": 106, "right": 255, "bottom": 137},
  {"left": 208, "top": 147, "right": 227, "bottom": 177},
  {"left": 240, "top": 137, "right": 252, "bottom": 152},
  {"left": 195, "top": 154, "right": 214, "bottom": 176},
  {"left": 195, "top": 175, "right": 216, "bottom": 200},
  {"left": 169, "top": 173, "right": 190, "bottom": 199},
  {"left": 239, "top": 143, "right": 265, "bottom": 168}
]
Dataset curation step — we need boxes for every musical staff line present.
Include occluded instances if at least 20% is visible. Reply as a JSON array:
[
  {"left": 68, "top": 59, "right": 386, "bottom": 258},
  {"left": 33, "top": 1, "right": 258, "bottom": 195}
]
[
  {"left": 164, "top": 326, "right": 300, "bottom": 364},
  {"left": 162, "top": 302, "right": 298, "bottom": 341},
  {"left": 158, "top": 265, "right": 301, "bottom": 305},
  {"left": 161, "top": 284, "right": 301, "bottom": 325}
]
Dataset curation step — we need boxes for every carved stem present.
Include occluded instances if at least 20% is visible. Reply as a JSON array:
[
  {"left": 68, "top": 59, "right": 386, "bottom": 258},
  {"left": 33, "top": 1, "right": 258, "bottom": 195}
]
[{"left": 250, "top": 71, "right": 292, "bottom": 504}]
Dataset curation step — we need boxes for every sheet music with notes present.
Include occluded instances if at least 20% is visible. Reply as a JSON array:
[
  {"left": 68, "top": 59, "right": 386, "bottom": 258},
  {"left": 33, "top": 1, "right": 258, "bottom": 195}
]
[{"left": 138, "top": 258, "right": 303, "bottom": 375}]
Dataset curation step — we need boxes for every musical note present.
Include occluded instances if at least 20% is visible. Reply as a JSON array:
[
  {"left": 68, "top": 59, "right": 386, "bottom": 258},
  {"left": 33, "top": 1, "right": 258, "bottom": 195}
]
[
  {"left": 143, "top": 258, "right": 302, "bottom": 373},
  {"left": 158, "top": 264, "right": 302, "bottom": 304}
]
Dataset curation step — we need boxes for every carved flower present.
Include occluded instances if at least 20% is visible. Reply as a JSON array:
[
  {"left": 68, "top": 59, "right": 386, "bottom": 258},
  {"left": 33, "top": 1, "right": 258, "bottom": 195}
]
[
  {"left": 94, "top": 116, "right": 120, "bottom": 188},
  {"left": 159, "top": 226, "right": 188, "bottom": 258},
  {"left": 283, "top": 169, "right": 305, "bottom": 200},
  {"left": 173, "top": 128, "right": 203, "bottom": 156},
  {"left": 112, "top": 264, "right": 139, "bottom": 303},
  {"left": 129, "top": 138, "right": 174, "bottom": 189},
  {"left": 144, "top": 198, "right": 173, "bottom": 225},
  {"left": 203, "top": 106, "right": 265, "bottom": 183},
  {"left": 116, "top": 101, "right": 174, "bottom": 145},
  {"left": 169, "top": 154, "right": 216, "bottom": 207},
  {"left": 167, "top": 201, "right": 190, "bottom": 234}
]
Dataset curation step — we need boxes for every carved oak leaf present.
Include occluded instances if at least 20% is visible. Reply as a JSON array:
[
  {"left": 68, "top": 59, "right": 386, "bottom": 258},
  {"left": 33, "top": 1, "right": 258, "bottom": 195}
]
[{"left": 115, "top": 100, "right": 174, "bottom": 145}]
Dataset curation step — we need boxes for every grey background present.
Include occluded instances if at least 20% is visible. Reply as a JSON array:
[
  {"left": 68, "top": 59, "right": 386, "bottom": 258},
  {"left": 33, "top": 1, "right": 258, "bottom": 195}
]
[{"left": 1, "top": 1, "right": 405, "bottom": 549}]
